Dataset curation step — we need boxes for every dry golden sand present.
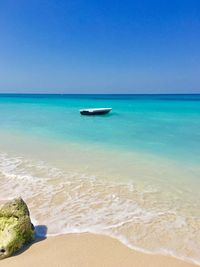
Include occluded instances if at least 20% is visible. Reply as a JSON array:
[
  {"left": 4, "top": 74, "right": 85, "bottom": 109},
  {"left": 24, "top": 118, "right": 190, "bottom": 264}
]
[{"left": 1, "top": 233, "right": 198, "bottom": 267}]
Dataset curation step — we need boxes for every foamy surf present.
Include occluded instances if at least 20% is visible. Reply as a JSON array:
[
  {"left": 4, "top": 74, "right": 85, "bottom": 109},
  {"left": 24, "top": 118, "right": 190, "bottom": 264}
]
[{"left": 0, "top": 152, "right": 200, "bottom": 266}]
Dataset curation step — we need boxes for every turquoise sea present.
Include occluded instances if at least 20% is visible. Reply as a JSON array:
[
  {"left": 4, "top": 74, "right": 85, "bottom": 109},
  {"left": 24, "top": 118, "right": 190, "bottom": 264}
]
[{"left": 0, "top": 94, "right": 200, "bottom": 264}]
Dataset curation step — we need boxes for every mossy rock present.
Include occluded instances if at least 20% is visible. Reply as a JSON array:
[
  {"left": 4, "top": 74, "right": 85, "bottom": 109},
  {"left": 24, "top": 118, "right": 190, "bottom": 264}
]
[{"left": 0, "top": 197, "right": 34, "bottom": 259}]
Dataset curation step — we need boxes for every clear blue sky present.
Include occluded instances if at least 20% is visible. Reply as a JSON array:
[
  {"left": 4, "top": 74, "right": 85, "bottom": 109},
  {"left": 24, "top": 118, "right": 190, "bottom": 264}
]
[{"left": 0, "top": 0, "right": 199, "bottom": 93}]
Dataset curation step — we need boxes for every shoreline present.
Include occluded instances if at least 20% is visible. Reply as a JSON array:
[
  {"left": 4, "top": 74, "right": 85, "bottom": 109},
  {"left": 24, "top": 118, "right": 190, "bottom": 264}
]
[{"left": 1, "top": 233, "right": 198, "bottom": 267}]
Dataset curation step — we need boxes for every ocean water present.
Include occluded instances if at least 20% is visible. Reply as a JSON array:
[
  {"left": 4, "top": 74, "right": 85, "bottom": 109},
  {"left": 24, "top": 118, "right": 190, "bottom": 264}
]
[{"left": 0, "top": 94, "right": 200, "bottom": 264}]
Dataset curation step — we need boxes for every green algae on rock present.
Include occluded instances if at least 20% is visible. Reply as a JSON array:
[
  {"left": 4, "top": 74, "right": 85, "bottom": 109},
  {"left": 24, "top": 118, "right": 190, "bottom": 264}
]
[{"left": 0, "top": 197, "right": 34, "bottom": 260}]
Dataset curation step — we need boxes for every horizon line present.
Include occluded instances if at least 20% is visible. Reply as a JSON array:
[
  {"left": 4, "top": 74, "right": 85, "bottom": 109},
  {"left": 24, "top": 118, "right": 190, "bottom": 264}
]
[{"left": 0, "top": 92, "right": 200, "bottom": 95}]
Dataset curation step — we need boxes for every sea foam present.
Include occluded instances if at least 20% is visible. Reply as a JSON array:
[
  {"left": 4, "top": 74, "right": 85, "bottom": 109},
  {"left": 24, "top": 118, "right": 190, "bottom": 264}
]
[{"left": 0, "top": 152, "right": 200, "bottom": 265}]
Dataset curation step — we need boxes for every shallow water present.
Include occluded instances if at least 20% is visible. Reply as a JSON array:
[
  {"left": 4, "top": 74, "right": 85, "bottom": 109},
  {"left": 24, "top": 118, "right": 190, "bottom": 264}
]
[{"left": 0, "top": 94, "right": 200, "bottom": 265}]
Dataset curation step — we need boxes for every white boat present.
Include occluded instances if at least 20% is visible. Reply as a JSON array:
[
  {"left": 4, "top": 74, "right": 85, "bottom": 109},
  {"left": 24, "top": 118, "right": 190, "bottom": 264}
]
[{"left": 80, "top": 108, "right": 112, "bottom": 115}]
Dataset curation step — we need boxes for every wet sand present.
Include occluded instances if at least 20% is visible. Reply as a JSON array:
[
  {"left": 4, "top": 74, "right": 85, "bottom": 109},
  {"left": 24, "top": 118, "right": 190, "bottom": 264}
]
[{"left": 1, "top": 233, "right": 198, "bottom": 267}]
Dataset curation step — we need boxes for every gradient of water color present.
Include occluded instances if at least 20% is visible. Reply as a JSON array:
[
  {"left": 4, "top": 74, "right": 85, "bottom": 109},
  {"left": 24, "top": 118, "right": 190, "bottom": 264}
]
[{"left": 0, "top": 94, "right": 200, "bottom": 265}]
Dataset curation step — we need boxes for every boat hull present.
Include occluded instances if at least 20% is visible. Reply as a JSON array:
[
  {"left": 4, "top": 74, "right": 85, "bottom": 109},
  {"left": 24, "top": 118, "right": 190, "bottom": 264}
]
[{"left": 80, "top": 108, "right": 112, "bottom": 116}]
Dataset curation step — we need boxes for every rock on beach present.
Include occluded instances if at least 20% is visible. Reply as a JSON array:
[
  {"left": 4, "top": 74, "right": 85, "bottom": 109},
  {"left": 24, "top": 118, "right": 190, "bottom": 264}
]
[{"left": 0, "top": 197, "right": 34, "bottom": 260}]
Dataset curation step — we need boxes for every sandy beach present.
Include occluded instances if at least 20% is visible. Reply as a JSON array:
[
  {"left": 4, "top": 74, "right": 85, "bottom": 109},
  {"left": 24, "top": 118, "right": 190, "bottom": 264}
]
[{"left": 1, "top": 233, "right": 197, "bottom": 267}]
